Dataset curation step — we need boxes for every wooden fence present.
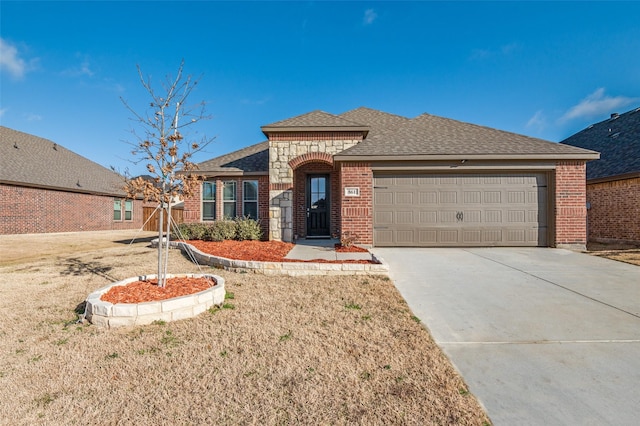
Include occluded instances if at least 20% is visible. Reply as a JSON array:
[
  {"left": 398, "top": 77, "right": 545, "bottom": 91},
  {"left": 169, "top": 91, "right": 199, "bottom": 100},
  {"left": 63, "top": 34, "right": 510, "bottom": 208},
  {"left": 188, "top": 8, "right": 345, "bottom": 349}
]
[{"left": 143, "top": 206, "right": 184, "bottom": 232}]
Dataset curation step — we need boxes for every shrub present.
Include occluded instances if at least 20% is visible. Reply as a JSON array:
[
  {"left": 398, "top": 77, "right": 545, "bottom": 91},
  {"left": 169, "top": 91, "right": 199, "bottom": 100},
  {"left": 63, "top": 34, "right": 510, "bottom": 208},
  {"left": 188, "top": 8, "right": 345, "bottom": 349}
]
[
  {"left": 174, "top": 223, "right": 208, "bottom": 240},
  {"left": 206, "top": 220, "right": 237, "bottom": 241},
  {"left": 235, "top": 217, "right": 263, "bottom": 241}
]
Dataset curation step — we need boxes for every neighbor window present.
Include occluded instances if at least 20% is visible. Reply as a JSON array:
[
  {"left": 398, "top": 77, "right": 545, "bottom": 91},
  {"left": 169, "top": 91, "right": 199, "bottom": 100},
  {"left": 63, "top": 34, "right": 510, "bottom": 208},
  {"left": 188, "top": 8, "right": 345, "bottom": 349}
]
[
  {"left": 243, "top": 180, "right": 258, "bottom": 220},
  {"left": 124, "top": 200, "right": 133, "bottom": 221},
  {"left": 113, "top": 200, "right": 122, "bottom": 221},
  {"left": 202, "top": 181, "right": 216, "bottom": 221},
  {"left": 223, "top": 181, "right": 237, "bottom": 218}
]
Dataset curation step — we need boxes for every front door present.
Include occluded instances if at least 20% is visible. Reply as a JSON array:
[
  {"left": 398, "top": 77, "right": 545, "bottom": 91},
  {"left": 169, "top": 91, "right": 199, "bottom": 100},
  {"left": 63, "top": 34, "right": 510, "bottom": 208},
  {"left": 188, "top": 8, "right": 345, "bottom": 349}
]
[{"left": 306, "top": 174, "right": 330, "bottom": 237}]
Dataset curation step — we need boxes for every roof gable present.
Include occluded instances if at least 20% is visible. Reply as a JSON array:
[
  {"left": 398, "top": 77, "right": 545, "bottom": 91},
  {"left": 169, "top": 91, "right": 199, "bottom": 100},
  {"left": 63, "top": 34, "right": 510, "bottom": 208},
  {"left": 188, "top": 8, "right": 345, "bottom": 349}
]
[
  {"left": 0, "top": 126, "right": 126, "bottom": 196},
  {"left": 261, "top": 110, "right": 369, "bottom": 135},
  {"left": 561, "top": 107, "right": 640, "bottom": 180}
]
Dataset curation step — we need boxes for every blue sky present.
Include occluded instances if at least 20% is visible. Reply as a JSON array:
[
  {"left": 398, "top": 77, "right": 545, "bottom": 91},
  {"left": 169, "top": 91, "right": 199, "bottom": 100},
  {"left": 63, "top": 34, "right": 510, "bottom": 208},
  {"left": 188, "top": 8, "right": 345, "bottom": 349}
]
[{"left": 2, "top": 1, "right": 639, "bottom": 176}]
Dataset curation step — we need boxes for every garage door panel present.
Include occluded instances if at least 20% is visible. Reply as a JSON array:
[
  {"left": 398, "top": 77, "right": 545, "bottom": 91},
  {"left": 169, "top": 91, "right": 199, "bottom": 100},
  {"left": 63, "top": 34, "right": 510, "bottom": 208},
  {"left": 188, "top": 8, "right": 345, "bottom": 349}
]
[
  {"left": 395, "top": 192, "right": 413, "bottom": 204},
  {"left": 374, "top": 173, "right": 548, "bottom": 247}
]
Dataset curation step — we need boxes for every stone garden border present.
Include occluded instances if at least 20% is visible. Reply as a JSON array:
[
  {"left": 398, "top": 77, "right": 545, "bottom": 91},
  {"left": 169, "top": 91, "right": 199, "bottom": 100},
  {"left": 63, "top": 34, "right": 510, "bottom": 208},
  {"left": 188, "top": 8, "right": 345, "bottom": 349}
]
[
  {"left": 85, "top": 273, "right": 225, "bottom": 329},
  {"left": 162, "top": 240, "right": 390, "bottom": 276}
]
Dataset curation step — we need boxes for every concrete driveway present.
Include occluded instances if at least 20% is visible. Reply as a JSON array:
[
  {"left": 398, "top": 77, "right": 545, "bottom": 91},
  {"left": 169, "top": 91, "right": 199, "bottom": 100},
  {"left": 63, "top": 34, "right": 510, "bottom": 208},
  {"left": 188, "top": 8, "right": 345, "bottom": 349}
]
[{"left": 371, "top": 247, "right": 640, "bottom": 425}]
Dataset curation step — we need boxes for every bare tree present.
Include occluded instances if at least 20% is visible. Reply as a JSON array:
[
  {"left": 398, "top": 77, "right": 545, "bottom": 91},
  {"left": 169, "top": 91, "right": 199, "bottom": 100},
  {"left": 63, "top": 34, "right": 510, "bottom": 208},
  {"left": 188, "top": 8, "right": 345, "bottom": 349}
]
[{"left": 121, "top": 60, "right": 214, "bottom": 287}]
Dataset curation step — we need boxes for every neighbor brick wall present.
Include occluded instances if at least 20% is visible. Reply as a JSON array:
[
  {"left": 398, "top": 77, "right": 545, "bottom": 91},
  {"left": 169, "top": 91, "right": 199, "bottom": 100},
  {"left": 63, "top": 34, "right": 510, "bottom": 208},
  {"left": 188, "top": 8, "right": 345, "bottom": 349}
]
[
  {"left": 0, "top": 183, "right": 143, "bottom": 234},
  {"left": 586, "top": 177, "right": 640, "bottom": 243},
  {"left": 554, "top": 161, "right": 588, "bottom": 248},
  {"left": 339, "top": 162, "right": 373, "bottom": 245}
]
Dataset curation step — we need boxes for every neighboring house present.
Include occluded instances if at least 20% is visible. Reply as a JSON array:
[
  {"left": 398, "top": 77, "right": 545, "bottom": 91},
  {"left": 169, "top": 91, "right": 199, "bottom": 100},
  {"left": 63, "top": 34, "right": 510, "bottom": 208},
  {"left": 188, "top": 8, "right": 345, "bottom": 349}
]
[
  {"left": 0, "top": 126, "right": 143, "bottom": 234},
  {"left": 561, "top": 106, "right": 640, "bottom": 244},
  {"left": 183, "top": 107, "right": 599, "bottom": 249}
]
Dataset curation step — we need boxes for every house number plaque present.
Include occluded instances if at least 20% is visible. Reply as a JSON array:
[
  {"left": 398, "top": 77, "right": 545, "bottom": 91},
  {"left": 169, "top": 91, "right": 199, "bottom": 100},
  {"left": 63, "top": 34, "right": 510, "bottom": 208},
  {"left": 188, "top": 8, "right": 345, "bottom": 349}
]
[{"left": 344, "top": 187, "right": 360, "bottom": 197}]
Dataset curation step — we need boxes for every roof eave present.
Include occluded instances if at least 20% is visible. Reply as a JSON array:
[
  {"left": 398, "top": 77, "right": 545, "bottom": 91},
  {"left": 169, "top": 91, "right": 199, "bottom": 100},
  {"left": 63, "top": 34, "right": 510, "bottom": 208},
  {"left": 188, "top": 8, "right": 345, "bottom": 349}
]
[
  {"left": 334, "top": 153, "right": 601, "bottom": 162},
  {"left": 587, "top": 171, "right": 640, "bottom": 184},
  {"left": 0, "top": 179, "right": 126, "bottom": 197},
  {"left": 261, "top": 126, "right": 369, "bottom": 138}
]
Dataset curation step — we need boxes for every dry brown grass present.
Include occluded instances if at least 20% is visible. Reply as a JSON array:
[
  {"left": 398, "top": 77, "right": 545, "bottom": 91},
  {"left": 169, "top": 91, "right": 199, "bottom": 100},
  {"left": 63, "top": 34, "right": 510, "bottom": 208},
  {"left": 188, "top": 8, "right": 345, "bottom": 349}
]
[
  {"left": 587, "top": 241, "right": 640, "bottom": 266},
  {"left": 0, "top": 232, "right": 490, "bottom": 425}
]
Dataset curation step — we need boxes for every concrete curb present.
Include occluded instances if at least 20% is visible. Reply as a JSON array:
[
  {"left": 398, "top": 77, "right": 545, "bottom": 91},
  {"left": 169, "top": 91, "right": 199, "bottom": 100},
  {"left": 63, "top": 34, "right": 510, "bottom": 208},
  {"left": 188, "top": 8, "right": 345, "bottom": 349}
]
[{"left": 155, "top": 239, "right": 389, "bottom": 276}]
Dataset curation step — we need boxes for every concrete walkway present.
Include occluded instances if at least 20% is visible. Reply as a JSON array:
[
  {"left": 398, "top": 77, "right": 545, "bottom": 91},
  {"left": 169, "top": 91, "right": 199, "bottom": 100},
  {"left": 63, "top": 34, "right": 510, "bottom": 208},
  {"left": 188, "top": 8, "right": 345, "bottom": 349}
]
[
  {"left": 285, "top": 238, "right": 374, "bottom": 262},
  {"left": 372, "top": 247, "right": 640, "bottom": 425}
]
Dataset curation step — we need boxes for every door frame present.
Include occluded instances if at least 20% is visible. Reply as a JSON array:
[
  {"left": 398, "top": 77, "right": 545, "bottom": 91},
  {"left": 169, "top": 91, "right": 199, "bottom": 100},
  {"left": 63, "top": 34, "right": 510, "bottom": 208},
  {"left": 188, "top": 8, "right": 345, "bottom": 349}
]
[{"left": 306, "top": 173, "right": 331, "bottom": 237}]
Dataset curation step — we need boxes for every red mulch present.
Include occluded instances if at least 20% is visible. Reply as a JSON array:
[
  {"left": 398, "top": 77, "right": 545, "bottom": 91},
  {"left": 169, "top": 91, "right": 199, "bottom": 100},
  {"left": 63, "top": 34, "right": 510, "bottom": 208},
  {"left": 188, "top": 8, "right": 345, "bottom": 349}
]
[
  {"left": 187, "top": 240, "right": 375, "bottom": 264},
  {"left": 101, "top": 276, "right": 215, "bottom": 304}
]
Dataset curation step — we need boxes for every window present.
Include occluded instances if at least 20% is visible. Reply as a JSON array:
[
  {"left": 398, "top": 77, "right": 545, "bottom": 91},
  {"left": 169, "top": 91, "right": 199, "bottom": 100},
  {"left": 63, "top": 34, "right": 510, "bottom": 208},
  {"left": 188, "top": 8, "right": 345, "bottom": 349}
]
[
  {"left": 113, "top": 200, "right": 122, "bottom": 221},
  {"left": 223, "top": 181, "right": 237, "bottom": 218},
  {"left": 243, "top": 180, "right": 259, "bottom": 220},
  {"left": 202, "top": 181, "right": 216, "bottom": 221},
  {"left": 124, "top": 200, "right": 133, "bottom": 221},
  {"left": 114, "top": 199, "right": 132, "bottom": 221}
]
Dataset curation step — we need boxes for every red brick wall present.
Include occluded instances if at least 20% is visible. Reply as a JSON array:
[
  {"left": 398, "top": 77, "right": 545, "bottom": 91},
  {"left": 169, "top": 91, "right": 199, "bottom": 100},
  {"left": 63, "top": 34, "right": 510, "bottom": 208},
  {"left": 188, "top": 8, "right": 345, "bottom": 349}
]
[
  {"left": 339, "top": 162, "right": 373, "bottom": 245},
  {"left": 554, "top": 161, "right": 588, "bottom": 247},
  {"left": 293, "top": 162, "right": 339, "bottom": 238},
  {"left": 182, "top": 176, "right": 270, "bottom": 239},
  {"left": 0, "top": 183, "right": 143, "bottom": 234},
  {"left": 586, "top": 177, "right": 640, "bottom": 243}
]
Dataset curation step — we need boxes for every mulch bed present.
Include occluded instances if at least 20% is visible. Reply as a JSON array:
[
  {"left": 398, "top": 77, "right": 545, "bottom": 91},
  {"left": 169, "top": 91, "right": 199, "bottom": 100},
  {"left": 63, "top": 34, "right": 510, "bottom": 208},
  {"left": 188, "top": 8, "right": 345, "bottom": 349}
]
[
  {"left": 187, "top": 240, "right": 375, "bottom": 264},
  {"left": 101, "top": 276, "right": 215, "bottom": 304}
]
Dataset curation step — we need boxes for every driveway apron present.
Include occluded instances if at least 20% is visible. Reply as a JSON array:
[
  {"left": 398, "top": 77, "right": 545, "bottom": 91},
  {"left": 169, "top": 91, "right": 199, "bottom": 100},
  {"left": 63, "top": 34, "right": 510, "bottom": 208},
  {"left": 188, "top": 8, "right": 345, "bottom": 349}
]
[{"left": 372, "top": 247, "right": 640, "bottom": 425}]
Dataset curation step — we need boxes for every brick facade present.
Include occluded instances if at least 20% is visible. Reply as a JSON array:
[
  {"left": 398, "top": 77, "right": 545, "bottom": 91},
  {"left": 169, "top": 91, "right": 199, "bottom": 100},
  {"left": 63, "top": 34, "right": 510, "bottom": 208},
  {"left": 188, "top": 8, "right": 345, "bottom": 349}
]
[
  {"left": 0, "top": 183, "right": 143, "bottom": 234},
  {"left": 586, "top": 177, "right": 640, "bottom": 244},
  {"left": 268, "top": 132, "right": 363, "bottom": 242},
  {"left": 339, "top": 162, "right": 373, "bottom": 245},
  {"left": 554, "top": 161, "right": 588, "bottom": 249},
  {"left": 182, "top": 176, "right": 270, "bottom": 239}
]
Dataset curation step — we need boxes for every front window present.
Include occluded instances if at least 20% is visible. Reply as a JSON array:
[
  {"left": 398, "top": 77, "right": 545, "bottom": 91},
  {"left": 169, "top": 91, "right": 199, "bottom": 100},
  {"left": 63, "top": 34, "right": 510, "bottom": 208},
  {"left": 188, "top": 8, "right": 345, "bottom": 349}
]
[
  {"left": 113, "top": 200, "right": 122, "bottom": 221},
  {"left": 202, "top": 181, "right": 216, "bottom": 221},
  {"left": 223, "top": 181, "right": 237, "bottom": 218},
  {"left": 243, "top": 180, "right": 258, "bottom": 220}
]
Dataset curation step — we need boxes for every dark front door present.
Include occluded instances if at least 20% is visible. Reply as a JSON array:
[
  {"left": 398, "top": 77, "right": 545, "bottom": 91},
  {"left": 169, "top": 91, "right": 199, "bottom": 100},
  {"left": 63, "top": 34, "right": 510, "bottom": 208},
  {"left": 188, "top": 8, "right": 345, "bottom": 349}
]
[{"left": 307, "top": 174, "right": 330, "bottom": 237}]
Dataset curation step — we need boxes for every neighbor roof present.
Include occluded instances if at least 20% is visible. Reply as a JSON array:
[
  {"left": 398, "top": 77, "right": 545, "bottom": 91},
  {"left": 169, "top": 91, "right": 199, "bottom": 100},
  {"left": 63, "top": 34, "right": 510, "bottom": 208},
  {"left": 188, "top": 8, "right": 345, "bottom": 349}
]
[
  {"left": 561, "top": 106, "right": 640, "bottom": 181},
  {"left": 336, "top": 112, "right": 599, "bottom": 160},
  {"left": 0, "top": 126, "right": 127, "bottom": 196},
  {"left": 261, "top": 110, "right": 369, "bottom": 136}
]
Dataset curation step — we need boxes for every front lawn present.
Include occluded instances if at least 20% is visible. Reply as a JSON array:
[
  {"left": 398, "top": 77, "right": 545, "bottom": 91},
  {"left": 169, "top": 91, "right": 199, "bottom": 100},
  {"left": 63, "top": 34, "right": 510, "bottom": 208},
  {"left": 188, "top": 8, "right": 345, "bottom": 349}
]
[{"left": 0, "top": 239, "right": 490, "bottom": 425}]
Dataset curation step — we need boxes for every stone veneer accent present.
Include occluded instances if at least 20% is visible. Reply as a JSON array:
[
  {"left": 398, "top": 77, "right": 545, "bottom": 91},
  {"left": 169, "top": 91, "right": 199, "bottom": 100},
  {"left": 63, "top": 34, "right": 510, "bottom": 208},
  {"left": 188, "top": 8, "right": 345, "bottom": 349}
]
[{"left": 268, "top": 132, "right": 363, "bottom": 242}]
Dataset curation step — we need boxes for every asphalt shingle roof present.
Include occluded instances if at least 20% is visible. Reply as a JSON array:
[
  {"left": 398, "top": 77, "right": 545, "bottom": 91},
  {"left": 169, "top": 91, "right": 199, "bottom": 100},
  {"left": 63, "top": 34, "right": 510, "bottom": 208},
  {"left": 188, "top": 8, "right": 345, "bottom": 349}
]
[
  {"left": 338, "top": 113, "right": 596, "bottom": 158},
  {"left": 339, "top": 107, "right": 409, "bottom": 138},
  {"left": 196, "top": 141, "right": 268, "bottom": 174},
  {"left": 0, "top": 126, "right": 127, "bottom": 196},
  {"left": 261, "top": 110, "right": 368, "bottom": 134},
  {"left": 560, "top": 107, "right": 640, "bottom": 180}
]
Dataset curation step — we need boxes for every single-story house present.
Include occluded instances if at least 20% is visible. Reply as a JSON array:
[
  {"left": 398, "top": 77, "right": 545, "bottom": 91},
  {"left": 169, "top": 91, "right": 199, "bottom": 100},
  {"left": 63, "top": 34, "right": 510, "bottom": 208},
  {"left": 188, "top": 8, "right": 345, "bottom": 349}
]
[
  {"left": 183, "top": 107, "right": 599, "bottom": 249},
  {"left": 0, "top": 126, "right": 144, "bottom": 234},
  {"left": 561, "top": 106, "right": 640, "bottom": 244}
]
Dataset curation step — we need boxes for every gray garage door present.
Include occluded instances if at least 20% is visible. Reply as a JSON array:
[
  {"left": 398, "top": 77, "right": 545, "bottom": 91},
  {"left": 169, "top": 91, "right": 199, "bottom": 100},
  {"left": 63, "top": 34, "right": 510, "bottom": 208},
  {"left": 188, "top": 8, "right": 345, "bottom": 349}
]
[{"left": 373, "top": 173, "right": 548, "bottom": 247}]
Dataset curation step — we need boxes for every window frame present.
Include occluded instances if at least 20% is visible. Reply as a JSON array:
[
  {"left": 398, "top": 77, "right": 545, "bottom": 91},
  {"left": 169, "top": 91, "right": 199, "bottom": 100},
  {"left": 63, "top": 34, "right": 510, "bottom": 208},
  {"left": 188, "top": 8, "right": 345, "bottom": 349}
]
[
  {"left": 202, "top": 181, "right": 216, "bottom": 221},
  {"left": 242, "top": 180, "right": 259, "bottom": 220},
  {"left": 124, "top": 200, "right": 133, "bottom": 221},
  {"left": 222, "top": 181, "right": 237, "bottom": 219},
  {"left": 113, "top": 199, "right": 122, "bottom": 221}
]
